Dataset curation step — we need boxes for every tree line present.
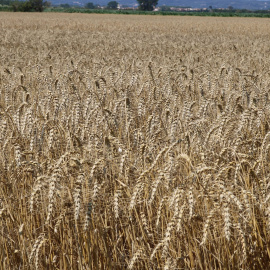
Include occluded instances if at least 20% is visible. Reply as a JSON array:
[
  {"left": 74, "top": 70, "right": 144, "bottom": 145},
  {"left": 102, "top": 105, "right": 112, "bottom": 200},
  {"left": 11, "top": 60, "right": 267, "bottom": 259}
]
[
  {"left": 84, "top": 0, "right": 157, "bottom": 10},
  {"left": 0, "top": 0, "right": 158, "bottom": 11},
  {"left": 0, "top": 0, "right": 49, "bottom": 11}
]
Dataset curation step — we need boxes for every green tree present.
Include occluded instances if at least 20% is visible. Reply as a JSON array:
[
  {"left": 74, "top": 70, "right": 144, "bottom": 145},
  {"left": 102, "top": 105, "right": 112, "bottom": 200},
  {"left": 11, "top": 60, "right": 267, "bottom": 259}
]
[
  {"left": 0, "top": 0, "right": 13, "bottom": 5},
  {"left": 30, "top": 0, "right": 43, "bottom": 11},
  {"left": 85, "top": 2, "right": 95, "bottom": 9},
  {"left": 43, "top": 1, "right": 51, "bottom": 7},
  {"left": 107, "top": 0, "right": 118, "bottom": 9},
  {"left": 137, "top": 0, "right": 158, "bottom": 11},
  {"left": 12, "top": 0, "right": 44, "bottom": 11}
]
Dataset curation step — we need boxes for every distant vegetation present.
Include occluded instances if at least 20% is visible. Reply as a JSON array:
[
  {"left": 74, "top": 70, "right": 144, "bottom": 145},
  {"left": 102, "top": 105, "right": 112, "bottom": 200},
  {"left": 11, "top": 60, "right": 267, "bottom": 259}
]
[
  {"left": 0, "top": 0, "right": 12, "bottom": 4},
  {"left": 43, "top": 8, "right": 270, "bottom": 18},
  {"left": 0, "top": 0, "right": 50, "bottom": 11},
  {"left": 84, "top": 2, "right": 95, "bottom": 9},
  {"left": 2, "top": 0, "right": 270, "bottom": 17},
  {"left": 137, "top": 0, "right": 158, "bottom": 11},
  {"left": 107, "top": 1, "right": 118, "bottom": 9}
]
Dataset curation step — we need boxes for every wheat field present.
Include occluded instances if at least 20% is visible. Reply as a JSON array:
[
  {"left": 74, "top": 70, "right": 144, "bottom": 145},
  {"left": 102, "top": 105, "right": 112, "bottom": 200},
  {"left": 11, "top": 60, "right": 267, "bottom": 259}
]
[{"left": 1, "top": 12, "right": 270, "bottom": 269}]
